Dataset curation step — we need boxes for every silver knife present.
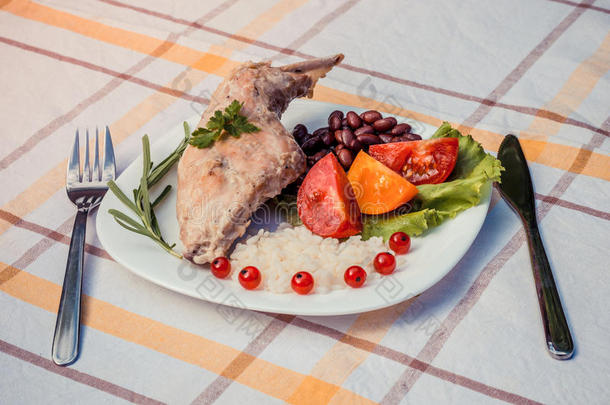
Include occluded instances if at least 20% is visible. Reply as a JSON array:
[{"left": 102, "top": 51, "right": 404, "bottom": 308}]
[{"left": 497, "top": 134, "right": 574, "bottom": 360}]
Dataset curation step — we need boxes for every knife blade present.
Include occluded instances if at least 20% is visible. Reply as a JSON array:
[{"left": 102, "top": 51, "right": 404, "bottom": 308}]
[{"left": 497, "top": 134, "right": 574, "bottom": 360}]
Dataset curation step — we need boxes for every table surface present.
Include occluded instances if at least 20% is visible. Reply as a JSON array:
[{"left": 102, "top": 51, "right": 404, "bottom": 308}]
[{"left": 1, "top": 0, "right": 609, "bottom": 404}]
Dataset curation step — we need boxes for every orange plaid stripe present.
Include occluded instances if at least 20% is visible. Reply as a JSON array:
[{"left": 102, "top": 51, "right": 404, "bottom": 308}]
[
  {"left": 0, "top": 262, "right": 372, "bottom": 403},
  {"left": 521, "top": 32, "right": 610, "bottom": 145},
  {"left": 287, "top": 300, "right": 414, "bottom": 403},
  {"left": 3, "top": 0, "right": 609, "bottom": 179},
  {"left": 0, "top": 0, "right": 308, "bottom": 237}
]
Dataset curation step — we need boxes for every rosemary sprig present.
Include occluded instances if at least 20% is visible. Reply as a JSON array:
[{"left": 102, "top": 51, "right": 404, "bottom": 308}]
[{"left": 107, "top": 122, "right": 191, "bottom": 258}]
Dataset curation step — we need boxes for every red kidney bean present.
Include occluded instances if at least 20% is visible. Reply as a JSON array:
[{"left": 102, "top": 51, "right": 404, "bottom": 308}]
[
  {"left": 390, "top": 123, "right": 411, "bottom": 135},
  {"left": 329, "top": 110, "right": 343, "bottom": 122},
  {"left": 386, "top": 117, "right": 397, "bottom": 127},
  {"left": 341, "top": 118, "right": 348, "bottom": 127},
  {"left": 361, "top": 110, "right": 382, "bottom": 124},
  {"left": 379, "top": 133, "right": 394, "bottom": 143},
  {"left": 356, "top": 134, "right": 381, "bottom": 145},
  {"left": 313, "top": 127, "right": 333, "bottom": 146},
  {"left": 347, "top": 137, "right": 363, "bottom": 152},
  {"left": 339, "top": 128, "right": 355, "bottom": 146},
  {"left": 311, "top": 149, "right": 330, "bottom": 163},
  {"left": 320, "top": 130, "right": 334, "bottom": 146},
  {"left": 354, "top": 125, "right": 374, "bottom": 136},
  {"left": 313, "top": 127, "right": 328, "bottom": 137},
  {"left": 335, "top": 143, "right": 345, "bottom": 152},
  {"left": 301, "top": 135, "right": 322, "bottom": 152},
  {"left": 329, "top": 115, "right": 342, "bottom": 131},
  {"left": 403, "top": 133, "right": 422, "bottom": 141},
  {"left": 334, "top": 129, "right": 343, "bottom": 144},
  {"left": 373, "top": 118, "right": 396, "bottom": 132},
  {"left": 292, "top": 124, "right": 308, "bottom": 143},
  {"left": 346, "top": 111, "right": 362, "bottom": 129},
  {"left": 336, "top": 148, "right": 354, "bottom": 168}
]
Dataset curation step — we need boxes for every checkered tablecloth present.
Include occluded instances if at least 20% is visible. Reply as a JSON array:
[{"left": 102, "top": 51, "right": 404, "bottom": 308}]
[{"left": 1, "top": 0, "right": 609, "bottom": 403}]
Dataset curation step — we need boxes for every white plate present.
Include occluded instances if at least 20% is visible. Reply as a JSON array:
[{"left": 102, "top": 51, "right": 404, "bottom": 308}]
[{"left": 96, "top": 100, "right": 491, "bottom": 316}]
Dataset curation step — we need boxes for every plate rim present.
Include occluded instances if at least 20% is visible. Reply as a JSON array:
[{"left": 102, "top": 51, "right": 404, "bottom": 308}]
[{"left": 96, "top": 100, "right": 492, "bottom": 316}]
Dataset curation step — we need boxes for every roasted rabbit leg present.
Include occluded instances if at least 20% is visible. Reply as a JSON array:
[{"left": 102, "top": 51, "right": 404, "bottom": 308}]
[{"left": 177, "top": 54, "right": 344, "bottom": 264}]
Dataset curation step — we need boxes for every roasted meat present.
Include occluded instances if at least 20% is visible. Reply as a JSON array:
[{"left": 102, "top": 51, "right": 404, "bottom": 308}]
[{"left": 177, "top": 54, "right": 344, "bottom": 264}]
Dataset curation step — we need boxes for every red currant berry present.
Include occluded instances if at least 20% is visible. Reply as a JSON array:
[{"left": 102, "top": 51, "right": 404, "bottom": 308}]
[
  {"left": 291, "top": 271, "right": 314, "bottom": 295},
  {"left": 239, "top": 266, "right": 261, "bottom": 290},
  {"left": 211, "top": 257, "right": 231, "bottom": 279},
  {"left": 374, "top": 252, "right": 396, "bottom": 275},
  {"left": 389, "top": 232, "right": 411, "bottom": 255},
  {"left": 344, "top": 265, "right": 367, "bottom": 288}
]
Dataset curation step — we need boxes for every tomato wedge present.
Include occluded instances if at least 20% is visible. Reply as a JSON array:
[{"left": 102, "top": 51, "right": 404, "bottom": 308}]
[
  {"left": 346, "top": 151, "right": 418, "bottom": 215},
  {"left": 297, "top": 153, "right": 362, "bottom": 238},
  {"left": 369, "top": 138, "right": 459, "bottom": 185}
]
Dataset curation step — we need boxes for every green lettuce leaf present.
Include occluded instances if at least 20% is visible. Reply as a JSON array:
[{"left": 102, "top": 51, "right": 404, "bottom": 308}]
[
  {"left": 362, "top": 122, "right": 503, "bottom": 240},
  {"left": 361, "top": 209, "right": 441, "bottom": 239}
]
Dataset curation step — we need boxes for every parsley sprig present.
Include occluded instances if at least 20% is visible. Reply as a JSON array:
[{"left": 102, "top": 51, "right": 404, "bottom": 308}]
[
  {"left": 189, "top": 100, "right": 260, "bottom": 149},
  {"left": 107, "top": 122, "right": 191, "bottom": 258}
]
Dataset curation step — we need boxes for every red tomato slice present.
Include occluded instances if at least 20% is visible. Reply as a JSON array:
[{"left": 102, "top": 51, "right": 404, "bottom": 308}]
[
  {"left": 369, "top": 138, "right": 459, "bottom": 185},
  {"left": 297, "top": 153, "right": 362, "bottom": 238}
]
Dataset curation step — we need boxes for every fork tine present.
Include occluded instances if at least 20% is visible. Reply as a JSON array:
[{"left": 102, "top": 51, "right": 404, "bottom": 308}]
[
  {"left": 67, "top": 129, "right": 81, "bottom": 184},
  {"left": 94, "top": 127, "right": 101, "bottom": 181},
  {"left": 102, "top": 126, "right": 116, "bottom": 182},
  {"left": 83, "top": 129, "right": 91, "bottom": 181}
]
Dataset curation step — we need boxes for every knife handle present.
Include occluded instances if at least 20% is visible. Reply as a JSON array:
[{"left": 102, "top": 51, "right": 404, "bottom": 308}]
[{"left": 525, "top": 219, "right": 574, "bottom": 359}]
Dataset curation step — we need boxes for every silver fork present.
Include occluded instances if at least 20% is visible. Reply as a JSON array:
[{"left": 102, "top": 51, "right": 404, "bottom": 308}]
[{"left": 52, "top": 127, "right": 115, "bottom": 366}]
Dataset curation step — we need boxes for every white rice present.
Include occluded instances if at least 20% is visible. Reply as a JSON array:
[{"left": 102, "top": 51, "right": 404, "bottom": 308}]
[{"left": 230, "top": 223, "right": 405, "bottom": 294}]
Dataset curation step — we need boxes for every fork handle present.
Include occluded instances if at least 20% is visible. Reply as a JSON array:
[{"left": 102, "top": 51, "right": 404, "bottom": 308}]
[
  {"left": 525, "top": 218, "right": 574, "bottom": 359},
  {"left": 52, "top": 209, "right": 87, "bottom": 366}
]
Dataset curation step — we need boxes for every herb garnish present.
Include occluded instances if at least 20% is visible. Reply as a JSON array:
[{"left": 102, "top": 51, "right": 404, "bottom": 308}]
[
  {"left": 189, "top": 100, "right": 260, "bottom": 149},
  {"left": 107, "top": 122, "right": 191, "bottom": 258}
]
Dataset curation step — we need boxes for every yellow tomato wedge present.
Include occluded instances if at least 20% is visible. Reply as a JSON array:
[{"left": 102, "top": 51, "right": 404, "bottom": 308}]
[{"left": 347, "top": 151, "right": 418, "bottom": 214}]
